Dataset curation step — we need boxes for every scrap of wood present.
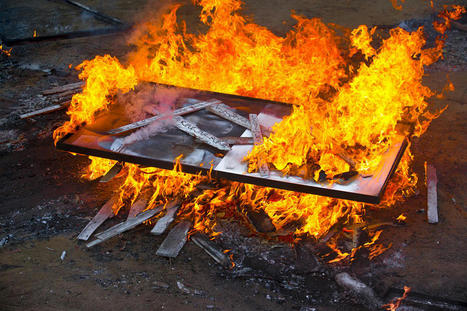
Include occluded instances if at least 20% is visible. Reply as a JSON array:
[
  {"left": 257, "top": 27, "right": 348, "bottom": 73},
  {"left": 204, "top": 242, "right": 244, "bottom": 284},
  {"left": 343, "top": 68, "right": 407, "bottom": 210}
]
[
  {"left": 20, "top": 101, "right": 70, "bottom": 119},
  {"left": 107, "top": 99, "right": 220, "bottom": 135},
  {"left": 219, "top": 136, "right": 254, "bottom": 145},
  {"left": 249, "top": 114, "right": 269, "bottom": 176},
  {"left": 151, "top": 200, "right": 181, "bottom": 235},
  {"left": 191, "top": 233, "right": 231, "bottom": 268},
  {"left": 174, "top": 116, "right": 231, "bottom": 151},
  {"left": 42, "top": 82, "right": 84, "bottom": 95},
  {"left": 86, "top": 206, "right": 163, "bottom": 247},
  {"left": 156, "top": 221, "right": 192, "bottom": 258},
  {"left": 426, "top": 163, "right": 438, "bottom": 224},
  {"left": 77, "top": 197, "right": 116, "bottom": 241},
  {"left": 99, "top": 162, "right": 124, "bottom": 183},
  {"left": 62, "top": 0, "right": 124, "bottom": 25},
  {"left": 207, "top": 103, "right": 251, "bottom": 129},
  {"left": 127, "top": 197, "right": 148, "bottom": 219}
]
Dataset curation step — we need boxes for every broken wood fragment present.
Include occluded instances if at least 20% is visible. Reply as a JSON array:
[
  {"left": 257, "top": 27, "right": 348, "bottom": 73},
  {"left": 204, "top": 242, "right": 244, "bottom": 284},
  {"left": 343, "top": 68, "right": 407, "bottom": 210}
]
[
  {"left": 219, "top": 136, "right": 254, "bottom": 145},
  {"left": 86, "top": 206, "right": 163, "bottom": 247},
  {"left": 156, "top": 221, "right": 192, "bottom": 258},
  {"left": 191, "top": 233, "right": 231, "bottom": 268},
  {"left": 174, "top": 116, "right": 231, "bottom": 151},
  {"left": 42, "top": 82, "right": 84, "bottom": 95},
  {"left": 206, "top": 103, "right": 251, "bottom": 129},
  {"left": 99, "top": 162, "right": 124, "bottom": 183},
  {"left": 20, "top": 102, "right": 70, "bottom": 119},
  {"left": 151, "top": 200, "right": 181, "bottom": 235},
  {"left": 127, "top": 198, "right": 148, "bottom": 219},
  {"left": 77, "top": 197, "right": 116, "bottom": 241},
  {"left": 107, "top": 99, "right": 219, "bottom": 135},
  {"left": 249, "top": 114, "right": 269, "bottom": 176},
  {"left": 426, "top": 163, "right": 438, "bottom": 224},
  {"left": 62, "top": 0, "right": 124, "bottom": 25}
]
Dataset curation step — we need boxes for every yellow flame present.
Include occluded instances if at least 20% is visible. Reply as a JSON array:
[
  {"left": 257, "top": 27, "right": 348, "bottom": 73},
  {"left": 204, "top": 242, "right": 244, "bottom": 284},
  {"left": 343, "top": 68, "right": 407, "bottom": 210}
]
[{"left": 52, "top": 0, "right": 464, "bottom": 259}]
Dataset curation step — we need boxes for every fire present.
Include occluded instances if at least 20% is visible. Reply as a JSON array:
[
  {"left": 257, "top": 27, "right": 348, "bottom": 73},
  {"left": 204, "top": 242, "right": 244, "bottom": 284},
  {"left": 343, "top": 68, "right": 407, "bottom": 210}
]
[
  {"left": 53, "top": 0, "right": 464, "bottom": 260},
  {"left": 0, "top": 45, "right": 12, "bottom": 57},
  {"left": 383, "top": 286, "right": 411, "bottom": 310},
  {"left": 433, "top": 5, "right": 466, "bottom": 34}
]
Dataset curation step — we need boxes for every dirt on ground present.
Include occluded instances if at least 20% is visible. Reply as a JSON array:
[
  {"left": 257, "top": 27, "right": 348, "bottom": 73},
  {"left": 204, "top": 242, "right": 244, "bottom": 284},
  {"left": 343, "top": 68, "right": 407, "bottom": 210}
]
[{"left": 0, "top": 0, "right": 466, "bottom": 310}]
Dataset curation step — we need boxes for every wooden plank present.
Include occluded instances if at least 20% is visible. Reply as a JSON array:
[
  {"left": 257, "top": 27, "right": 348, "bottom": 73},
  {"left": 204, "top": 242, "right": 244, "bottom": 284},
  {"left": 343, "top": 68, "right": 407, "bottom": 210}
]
[
  {"left": 174, "top": 116, "right": 231, "bottom": 151},
  {"left": 86, "top": 206, "right": 163, "bottom": 247},
  {"left": 426, "top": 163, "right": 438, "bottom": 224},
  {"left": 99, "top": 162, "right": 123, "bottom": 183},
  {"left": 20, "top": 102, "right": 69, "bottom": 119},
  {"left": 156, "top": 221, "right": 192, "bottom": 258},
  {"left": 77, "top": 197, "right": 116, "bottom": 241},
  {"left": 219, "top": 136, "right": 254, "bottom": 145},
  {"left": 127, "top": 197, "right": 148, "bottom": 219},
  {"left": 207, "top": 103, "right": 251, "bottom": 129},
  {"left": 150, "top": 200, "right": 181, "bottom": 235},
  {"left": 191, "top": 233, "right": 231, "bottom": 268},
  {"left": 42, "top": 82, "right": 84, "bottom": 95},
  {"left": 249, "top": 114, "right": 269, "bottom": 176},
  {"left": 62, "top": 0, "right": 124, "bottom": 25},
  {"left": 107, "top": 99, "right": 219, "bottom": 135}
]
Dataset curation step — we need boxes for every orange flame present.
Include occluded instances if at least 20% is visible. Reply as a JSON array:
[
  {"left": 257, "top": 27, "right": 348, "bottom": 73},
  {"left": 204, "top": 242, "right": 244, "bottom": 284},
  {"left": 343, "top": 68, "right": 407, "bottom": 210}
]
[
  {"left": 53, "top": 0, "right": 461, "bottom": 258},
  {"left": 383, "top": 286, "right": 411, "bottom": 310},
  {"left": 433, "top": 5, "right": 466, "bottom": 34},
  {"left": 0, "top": 45, "right": 12, "bottom": 57}
]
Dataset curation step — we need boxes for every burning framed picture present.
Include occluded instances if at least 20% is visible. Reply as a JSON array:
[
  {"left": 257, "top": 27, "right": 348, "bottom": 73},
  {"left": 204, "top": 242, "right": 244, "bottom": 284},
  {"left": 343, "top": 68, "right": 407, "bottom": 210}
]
[{"left": 56, "top": 83, "right": 407, "bottom": 204}]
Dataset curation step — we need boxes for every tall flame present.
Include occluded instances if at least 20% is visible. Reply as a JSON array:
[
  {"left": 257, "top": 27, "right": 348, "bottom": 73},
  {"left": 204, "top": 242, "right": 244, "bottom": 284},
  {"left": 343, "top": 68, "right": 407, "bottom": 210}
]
[{"left": 53, "top": 1, "right": 464, "bottom": 255}]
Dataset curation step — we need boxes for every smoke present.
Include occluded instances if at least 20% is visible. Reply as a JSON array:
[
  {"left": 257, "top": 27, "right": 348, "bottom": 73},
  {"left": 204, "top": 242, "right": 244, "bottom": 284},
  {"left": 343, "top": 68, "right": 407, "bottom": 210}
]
[{"left": 111, "top": 84, "right": 195, "bottom": 152}]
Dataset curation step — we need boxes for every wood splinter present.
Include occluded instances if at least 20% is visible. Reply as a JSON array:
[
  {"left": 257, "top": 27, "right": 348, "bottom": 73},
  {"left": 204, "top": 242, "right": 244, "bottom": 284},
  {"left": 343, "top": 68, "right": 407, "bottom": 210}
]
[
  {"left": 174, "top": 116, "right": 231, "bottom": 151},
  {"left": 426, "top": 163, "right": 438, "bottom": 224},
  {"left": 151, "top": 199, "right": 181, "bottom": 235},
  {"left": 156, "top": 221, "right": 192, "bottom": 258},
  {"left": 249, "top": 114, "right": 269, "bottom": 177},
  {"left": 77, "top": 197, "right": 117, "bottom": 241},
  {"left": 99, "top": 162, "right": 124, "bottom": 183},
  {"left": 191, "top": 233, "right": 232, "bottom": 268},
  {"left": 86, "top": 205, "right": 163, "bottom": 247},
  {"left": 20, "top": 101, "right": 70, "bottom": 119}
]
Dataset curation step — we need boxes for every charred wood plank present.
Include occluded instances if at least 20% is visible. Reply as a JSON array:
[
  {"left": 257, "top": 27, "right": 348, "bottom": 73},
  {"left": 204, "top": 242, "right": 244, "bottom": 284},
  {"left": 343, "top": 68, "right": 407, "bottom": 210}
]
[
  {"left": 150, "top": 200, "right": 181, "bottom": 235},
  {"left": 249, "top": 114, "right": 269, "bottom": 176},
  {"left": 61, "top": 0, "right": 124, "bottom": 25},
  {"left": 174, "top": 116, "right": 231, "bottom": 151},
  {"left": 191, "top": 233, "right": 231, "bottom": 268},
  {"left": 99, "top": 162, "right": 123, "bottom": 183},
  {"left": 127, "top": 197, "right": 148, "bottom": 219},
  {"left": 4, "top": 25, "right": 131, "bottom": 46},
  {"left": 219, "top": 136, "right": 254, "bottom": 145},
  {"left": 86, "top": 206, "right": 163, "bottom": 247},
  {"left": 156, "top": 221, "right": 192, "bottom": 258},
  {"left": 207, "top": 103, "right": 251, "bottom": 129},
  {"left": 426, "top": 163, "right": 438, "bottom": 224},
  {"left": 42, "top": 82, "right": 84, "bottom": 95},
  {"left": 107, "top": 99, "right": 219, "bottom": 135},
  {"left": 77, "top": 197, "right": 116, "bottom": 241},
  {"left": 20, "top": 101, "right": 70, "bottom": 119}
]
